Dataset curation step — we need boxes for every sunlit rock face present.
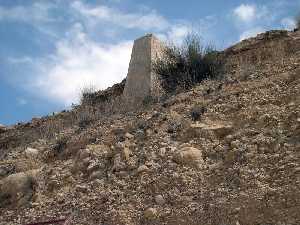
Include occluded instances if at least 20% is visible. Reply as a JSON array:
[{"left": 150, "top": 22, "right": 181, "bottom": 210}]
[{"left": 123, "top": 34, "right": 164, "bottom": 105}]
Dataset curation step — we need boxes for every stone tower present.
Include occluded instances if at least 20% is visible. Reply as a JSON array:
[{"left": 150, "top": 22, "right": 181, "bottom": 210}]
[{"left": 123, "top": 34, "right": 164, "bottom": 104}]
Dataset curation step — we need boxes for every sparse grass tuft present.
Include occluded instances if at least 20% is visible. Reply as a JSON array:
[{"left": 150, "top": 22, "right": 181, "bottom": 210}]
[{"left": 80, "top": 85, "right": 97, "bottom": 105}]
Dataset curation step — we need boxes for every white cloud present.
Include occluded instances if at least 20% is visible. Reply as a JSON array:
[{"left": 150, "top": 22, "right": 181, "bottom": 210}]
[
  {"left": 30, "top": 23, "right": 132, "bottom": 106},
  {"left": 71, "top": 1, "right": 169, "bottom": 31},
  {"left": 232, "top": 4, "right": 273, "bottom": 42},
  {"left": 281, "top": 17, "right": 296, "bottom": 30},
  {"left": 239, "top": 27, "right": 265, "bottom": 41},
  {"left": 7, "top": 56, "right": 33, "bottom": 64},
  {"left": 0, "top": 2, "right": 61, "bottom": 38},
  {"left": 168, "top": 24, "right": 191, "bottom": 44},
  {"left": 1, "top": 1, "right": 212, "bottom": 106},
  {"left": 17, "top": 98, "right": 27, "bottom": 106},
  {"left": 155, "top": 23, "right": 192, "bottom": 45},
  {"left": 0, "top": 2, "right": 56, "bottom": 23},
  {"left": 233, "top": 4, "right": 256, "bottom": 22}
]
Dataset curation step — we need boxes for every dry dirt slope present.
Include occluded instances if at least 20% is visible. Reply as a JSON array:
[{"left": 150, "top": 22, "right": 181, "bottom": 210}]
[{"left": 0, "top": 30, "right": 299, "bottom": 225}]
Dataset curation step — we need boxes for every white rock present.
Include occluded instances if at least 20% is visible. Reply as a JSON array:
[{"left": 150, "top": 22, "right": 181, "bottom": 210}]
[
  {"left": 125, "top": 132, "right": 134, "bottom": 139},
  {"left": 75, "top": 185, "right": 88, "bottom": 193},
  {"left": 159, "top": 148, "right": 166, "bottom": 157},
  {"left": 90, "top": 171, "right": 104, "bottom": 180},
  {"left": 144, "top": 207, "right": 157, "bottom": 219},
  {"left": 25, "top": 147, "right": 39, "bottom": 158},
  {"left": 137, "top": 165, "right": 149, "bottom": 174}
]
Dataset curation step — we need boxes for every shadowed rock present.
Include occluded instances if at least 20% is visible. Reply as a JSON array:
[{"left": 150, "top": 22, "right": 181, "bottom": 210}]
[{"left": 0, "top": 170, "right": 38, "bottom": 207}]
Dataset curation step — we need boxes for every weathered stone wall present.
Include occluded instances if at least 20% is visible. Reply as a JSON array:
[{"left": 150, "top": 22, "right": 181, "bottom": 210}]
[{"left": 123, "top": 34, "right": 164, "bottom": 104}]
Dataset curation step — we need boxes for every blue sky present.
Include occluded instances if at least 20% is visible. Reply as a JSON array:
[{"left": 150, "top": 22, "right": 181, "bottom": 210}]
[{"left": 0, "top": 0, "right": 299, "bottom": 125}]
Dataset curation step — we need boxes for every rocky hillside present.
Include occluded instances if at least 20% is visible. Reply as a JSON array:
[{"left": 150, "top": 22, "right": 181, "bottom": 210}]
[{"left": 0, "top": 30, "right": 299, "bottom": 225}]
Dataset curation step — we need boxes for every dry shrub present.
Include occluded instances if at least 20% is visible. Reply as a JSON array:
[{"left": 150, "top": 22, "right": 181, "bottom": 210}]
[
  {"left": 14, "top": 158, "right": 41, "bottom": 172},
  {"left": 190, "top": 104, "right": 206, "bottom": 121},
  {"left": 238, "top": 63, "right": 257, "bottom": 81},
  {"left": 80, "top": 85, "right": 97, "bottom": 105},
  {"left": 154, "top": 33, "right": 224, "bottom": 93}
]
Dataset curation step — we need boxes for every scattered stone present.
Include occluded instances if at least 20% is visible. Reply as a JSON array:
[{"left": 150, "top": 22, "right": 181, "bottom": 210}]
[
  {"left": 90, "top": 171, "right": 104, "bottom": 180},
  {"left": 25, "top": 147, "right": 39, "bottom": 158},
  {"left": 159, "top": 148, "right": 166, "bottom": 157},
  {"left": 155, "top": 195, "right": 166, "bottom": 205},
  {"left": 87, "top": 163, "right": 101, "bottom": 174},
  {"left": 78, "top": 149, "right": 90, "bottom": 160},
  {"left": 75, "top": 185, "right": 88, "bottom": 193},
  {"left": 122, "top": 147, "right": 131, "bottom": 161},
  {"left": 125, "top": 132, "right": 134, "bottom": 139},
  {"left": 87, "top": 144, "right": 113, "bottom": 159},
  {"left": 135, "top": 129, "right": 146, "bottom": 141},
  {"left": 144, "top": 207, "right": 157, "bottom": 220},
  {"left": 137, "top": 165, "right": 149, "bottom": 174},
  {"left": 294, "top": 167, "right": 300, "bottom": 173},
  {"left": 112, "top": 126, "right": 126, "bottom": 142},
  {"left": 112, "top": 153, "right": 127, "bottom": 172},
  {"left": 167, "top": 121, "right": 182, "bottom": 133},
  {"left": 190, "top": 122, "right": 233, "bottom": 138},
  {"left": 91, "top": 179, "right": 105, "bottom": 187}
]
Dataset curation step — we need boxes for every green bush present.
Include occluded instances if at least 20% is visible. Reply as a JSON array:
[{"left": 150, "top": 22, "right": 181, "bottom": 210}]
[{"left": 153, "top": 34, "right": 224, "bottom": 93}]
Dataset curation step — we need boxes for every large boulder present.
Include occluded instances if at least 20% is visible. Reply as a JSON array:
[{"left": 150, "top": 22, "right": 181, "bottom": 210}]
[
  {"left": 173, "top": 146, "right": 203, "bottom": 168},
  {"left": 0, "top": 170, "right": 38, "bottom": 207}
]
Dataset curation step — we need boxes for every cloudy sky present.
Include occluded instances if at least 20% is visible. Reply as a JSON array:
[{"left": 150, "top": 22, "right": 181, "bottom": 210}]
[{"left": 0, "top": 0, "right": 299, "bottom": 125}]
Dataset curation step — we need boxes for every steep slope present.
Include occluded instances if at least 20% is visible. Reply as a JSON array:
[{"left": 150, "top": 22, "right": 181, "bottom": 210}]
[{"left": 0, "top": 30, "right": 299, "bottom": 225}]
